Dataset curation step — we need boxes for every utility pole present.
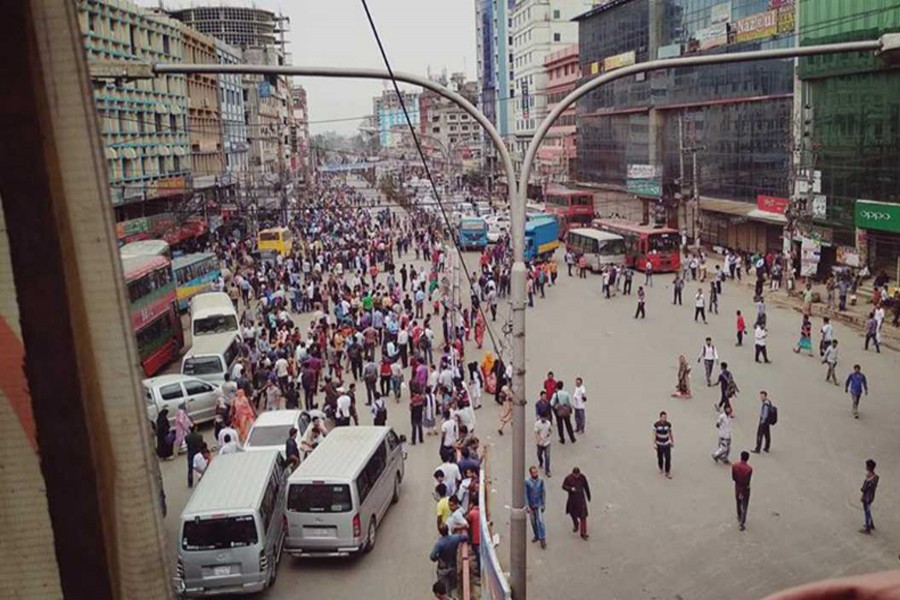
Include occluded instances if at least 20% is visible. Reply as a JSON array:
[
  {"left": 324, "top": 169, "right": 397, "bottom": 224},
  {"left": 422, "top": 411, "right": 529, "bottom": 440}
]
[{"left": 678, "top": 112, "right": 704, "bottom": 248}]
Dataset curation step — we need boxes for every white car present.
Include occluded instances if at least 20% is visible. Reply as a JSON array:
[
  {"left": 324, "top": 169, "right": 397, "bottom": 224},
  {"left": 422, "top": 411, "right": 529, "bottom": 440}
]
[
  {"left": 144, "top": 374, "right": 220, "bottom": 429},
  {"left": 244, "top": 409, "right": 327, "bottom": 458}
]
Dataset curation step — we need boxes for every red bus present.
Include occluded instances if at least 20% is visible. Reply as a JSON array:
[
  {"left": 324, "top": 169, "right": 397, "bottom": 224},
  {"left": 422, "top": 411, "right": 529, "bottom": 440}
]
[
  {"left": 122, "top": 255, "right": 184, "bottom": 376},
  {"left": 591, "top": 219, "right": 682, "bottom": 273},
  {"left": 543, "top": 189, "right": 594, "bottom": 238}
]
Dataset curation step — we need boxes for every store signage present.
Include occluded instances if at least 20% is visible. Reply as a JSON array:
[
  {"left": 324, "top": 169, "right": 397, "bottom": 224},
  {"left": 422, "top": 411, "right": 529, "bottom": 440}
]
[
  {"left": 855, "top": 199, "right": 900, "bottom": 234},
  {"left": 157, "top": 176, "right": 186, "bottom": 198},
  {"left": 604, "top": 50, "right": 636, "bottom": 72},
  {"left": 734, "top": 10, "right": 778, "bottom": 43},
  {"left": 800, "top": 237, "right": 821, "bottom": 276},
  {"left": 696, "top": 23, "right": 729, "bottom": 50},
  {"left": 757, "top": 194, "right": 790, "bottom": 214},
  {"left": 811, "top": 194, "right": 827, "bottom": 219},
  {"left": 657, "top": 44, "right": 682, "bottom": 59},
  {"left": 710, "top": 2, "right": 731, "bottom": 25},
  {"left": 115, "top": 217, "right": 149, "bottom": 240},
  {"left": 837, "top": 245, "right": 861, "bottom": 268},
  {"left": 627, "top": 164, "right": 662, "bottom": 197},
  {"left": 259, "top": 81, "right": 272, "bottom": 98},
  {"left": 777, "top": 5, "right": 795, "bottom": 34},
  {"left": 769, "top": 0, "right": 794, "bottom": 9},
  {"left": 627, "top": 164, "right": 660, "bottom": 180}
]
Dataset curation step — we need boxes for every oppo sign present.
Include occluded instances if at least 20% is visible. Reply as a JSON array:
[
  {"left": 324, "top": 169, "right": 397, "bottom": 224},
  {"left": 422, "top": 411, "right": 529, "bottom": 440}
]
[{"left": 856, "top": 200, "right": 900, "bottom": 234}]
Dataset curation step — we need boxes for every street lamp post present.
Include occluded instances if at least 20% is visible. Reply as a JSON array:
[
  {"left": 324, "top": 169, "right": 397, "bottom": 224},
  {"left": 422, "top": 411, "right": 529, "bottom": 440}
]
[{"left": 155, "top": 35, "right": 899, "bottom": 598}]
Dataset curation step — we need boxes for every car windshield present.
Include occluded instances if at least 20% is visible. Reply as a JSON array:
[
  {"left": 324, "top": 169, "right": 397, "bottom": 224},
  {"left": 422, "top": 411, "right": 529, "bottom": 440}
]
[
  {"left": 649, "top": 233, "right": 679, "bottom": 252},
  {"left": 183, "top": 356, "right": 223, "bottom": 376},
  {"left": 182, "top": 515, "right": 258, "bottom": 551},
  {"left": 288, "top": 484, "right": 352, "bottom": 513},
  {"left": 193, "top": 315, "right": 238, "bottom": 335},
  {"left": 247, "top": 424, "right": 292, "bottom": 448}
]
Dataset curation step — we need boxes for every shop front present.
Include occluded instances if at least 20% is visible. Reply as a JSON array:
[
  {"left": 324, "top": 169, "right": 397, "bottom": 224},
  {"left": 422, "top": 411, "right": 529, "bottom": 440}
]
[
  {"left": 698, "top": 196, "right": 786, "bottom": 254},
  {"left": 856, "top": 200, "right": 900, "bottom": 281}
]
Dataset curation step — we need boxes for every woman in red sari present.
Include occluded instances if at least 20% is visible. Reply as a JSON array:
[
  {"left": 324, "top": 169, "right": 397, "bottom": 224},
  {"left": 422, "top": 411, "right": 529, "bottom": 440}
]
[{"left": 474, "top": 310, "right": 486, "bottom": 349}]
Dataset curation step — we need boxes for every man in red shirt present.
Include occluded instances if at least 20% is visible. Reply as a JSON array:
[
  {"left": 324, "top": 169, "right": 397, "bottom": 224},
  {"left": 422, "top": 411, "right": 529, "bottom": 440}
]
[
  {"left": 732, "top": 451, "right": 753, "bottom": 531},
  {"left": 543, "top": 371, "right": 557, "bottom": 401},
  {"left": 466, "top": 497, "right": 482, "bottom": 577}
]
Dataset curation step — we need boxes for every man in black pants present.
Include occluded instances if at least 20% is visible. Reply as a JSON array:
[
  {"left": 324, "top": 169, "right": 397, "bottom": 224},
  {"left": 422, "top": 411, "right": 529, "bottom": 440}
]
[
  {"left": 752, "top": 391, "right": 773, "bottom": 453},
  {"left": 652, "top": 411, "right": 674, "bottom": 479},
  {"left": 673, "top": 275, "right": 684, "bottom": 305}
]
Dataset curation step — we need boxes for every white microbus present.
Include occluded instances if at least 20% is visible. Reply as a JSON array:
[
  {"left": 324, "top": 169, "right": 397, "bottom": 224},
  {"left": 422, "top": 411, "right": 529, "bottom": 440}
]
[{"left": 566, "top": 228, "right": 627, "bottom": 272}]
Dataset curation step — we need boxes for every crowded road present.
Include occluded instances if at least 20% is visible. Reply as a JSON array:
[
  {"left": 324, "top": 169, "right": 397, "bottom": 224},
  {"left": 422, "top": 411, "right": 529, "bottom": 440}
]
[{"left": 158, "top": 179, "right": 900, "bottom": 599}]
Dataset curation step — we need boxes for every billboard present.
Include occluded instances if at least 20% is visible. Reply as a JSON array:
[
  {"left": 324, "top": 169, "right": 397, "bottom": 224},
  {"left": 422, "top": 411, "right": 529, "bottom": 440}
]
[
  {"left": 710, "top": 1, "right": 731, "bottom": 25},
  {"left": 734, "top": 10, "right": 778, "bottom": 43},
  {"left": 604, "top": 50, "right": 636, "bottom": 72},
  {"left": 627, "top": 164, "right": 662, "bottom": 197},
  {"left": 757, "top": 194, "right": 790, "bottom": 214},
  {"left": 856, "top": 199, "right": 900, "bottom": 234},
  {"left": 696, "top": 23, "right": 729, "bottom": 50}
]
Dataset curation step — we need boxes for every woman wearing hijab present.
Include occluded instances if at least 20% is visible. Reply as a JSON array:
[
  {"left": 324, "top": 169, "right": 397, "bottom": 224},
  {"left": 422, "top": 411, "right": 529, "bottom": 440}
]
[
  {"left": 155, "top": 408, "right": 174, "bottom": 459},
  {"left": 562, "top": 466, "right": 592, "bottom": 540},
  {"left": 231, "top": 389, "right": 257, "bottom": 443},
  {"left": 672, "top": 355, "right": 692, "bottom": 398},
  {"left": 173, "top": 406, "right": 192, "bottom": 454}
]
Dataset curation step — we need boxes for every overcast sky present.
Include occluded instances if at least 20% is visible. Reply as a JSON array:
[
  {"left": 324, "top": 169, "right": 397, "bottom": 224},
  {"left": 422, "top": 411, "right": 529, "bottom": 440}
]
[{"left": 153, "top": 0, "right": 477, "bottom": 135}]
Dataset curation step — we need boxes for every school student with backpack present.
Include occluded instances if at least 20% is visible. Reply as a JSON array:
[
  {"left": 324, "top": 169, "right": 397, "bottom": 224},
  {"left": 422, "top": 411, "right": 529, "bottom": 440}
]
[{"left": 752, "top": 390, "right": 777, "bottom": 454}]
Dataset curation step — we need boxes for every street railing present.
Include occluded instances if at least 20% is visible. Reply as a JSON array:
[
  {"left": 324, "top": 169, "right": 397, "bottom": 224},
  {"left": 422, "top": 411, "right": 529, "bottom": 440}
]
[{"left": 478, "top": 445, "right": 512, "bottom": 600}]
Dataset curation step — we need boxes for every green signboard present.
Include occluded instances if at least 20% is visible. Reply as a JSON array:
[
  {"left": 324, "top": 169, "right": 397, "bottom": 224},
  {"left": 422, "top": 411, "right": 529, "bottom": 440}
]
[
  {"left": 855, "top": 200, "right": 900, "bottom": 234},
  {"left": 627, "top": 179, "right": 661, "bottom": 197}
]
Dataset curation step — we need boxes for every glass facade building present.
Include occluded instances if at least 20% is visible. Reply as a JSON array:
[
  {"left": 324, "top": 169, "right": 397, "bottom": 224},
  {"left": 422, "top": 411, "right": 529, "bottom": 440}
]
[{"left": 575, "top": 0, "right": 796, "bottom": 205}]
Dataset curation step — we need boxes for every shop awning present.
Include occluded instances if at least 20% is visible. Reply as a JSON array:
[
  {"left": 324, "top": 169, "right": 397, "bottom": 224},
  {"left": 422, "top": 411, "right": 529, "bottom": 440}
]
[{"left": 700, "top": 196, "right": 787, "bottom": 226}]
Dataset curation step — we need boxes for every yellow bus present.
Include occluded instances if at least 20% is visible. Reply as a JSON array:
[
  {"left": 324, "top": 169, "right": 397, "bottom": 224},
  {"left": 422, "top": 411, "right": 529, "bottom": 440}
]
[{"left": 257, "top": 227, "right": 293, "bottom": 256}]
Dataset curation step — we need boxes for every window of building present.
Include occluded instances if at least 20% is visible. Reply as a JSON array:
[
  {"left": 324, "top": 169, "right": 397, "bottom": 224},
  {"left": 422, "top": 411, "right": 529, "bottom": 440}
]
[
  {"left": 553, "top": 9, "right": 560, "bottom": 19},
  {"left": 162, "top": 35, "right": 170, "bottom": 55},
  {"left": 554, "top": 33, "right": 561, "bottom": 42}
]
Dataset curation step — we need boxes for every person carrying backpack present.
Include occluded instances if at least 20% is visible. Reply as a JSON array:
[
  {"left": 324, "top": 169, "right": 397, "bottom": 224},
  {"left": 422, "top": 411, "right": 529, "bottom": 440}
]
[
  {"left": 371, "top": 394, "right": 388, "bottom": 426},
  {"left": 752, "top": 391, "right": 776, "bottom": 454}
]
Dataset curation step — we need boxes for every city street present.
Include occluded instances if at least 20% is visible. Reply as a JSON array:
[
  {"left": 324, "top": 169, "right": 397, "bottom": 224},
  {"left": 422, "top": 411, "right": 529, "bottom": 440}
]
[{"left": 159, "top": 213, "right": 900, "bottom": 598}]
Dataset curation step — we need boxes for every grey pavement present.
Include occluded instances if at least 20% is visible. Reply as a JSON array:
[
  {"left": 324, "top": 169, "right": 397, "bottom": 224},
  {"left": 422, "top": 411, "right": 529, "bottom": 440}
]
[{"left": 158, "top": 193, "right": 900, "bottom": 599}]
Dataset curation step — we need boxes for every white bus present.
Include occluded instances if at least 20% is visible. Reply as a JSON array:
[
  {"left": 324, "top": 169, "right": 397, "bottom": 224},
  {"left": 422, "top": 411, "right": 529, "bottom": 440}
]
[{"left": 566, "top": 228, "right": 626, "bottom": 272}]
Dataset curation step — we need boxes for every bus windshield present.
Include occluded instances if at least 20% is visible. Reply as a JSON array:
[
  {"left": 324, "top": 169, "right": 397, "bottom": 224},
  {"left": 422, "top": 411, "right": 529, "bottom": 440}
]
[
  {"left": 461, "top": 221, "right": 486, "bottom": 231},
  {"left": 182, "top": 515, "right": 258, "bottom": 551},
  {"left": 598, "top": 238, "right": 626, "bottom": 256},
  {"left": 649, "top": 233, "right": 680, "bottom": 252},
  {"left": 259, "top": 231, "right": 280, "bottom": 242}
]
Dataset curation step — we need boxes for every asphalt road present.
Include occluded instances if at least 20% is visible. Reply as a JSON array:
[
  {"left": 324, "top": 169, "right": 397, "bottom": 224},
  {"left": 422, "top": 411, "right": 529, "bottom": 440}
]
[{"left": 159, "top": 184, "right": 900, "bottom": 599}]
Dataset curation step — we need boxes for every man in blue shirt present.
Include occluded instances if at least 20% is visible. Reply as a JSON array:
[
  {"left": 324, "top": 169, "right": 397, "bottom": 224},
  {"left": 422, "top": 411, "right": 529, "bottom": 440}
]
[
  {"left": 525, "top": 466, "right": 547, "bottom": 548},
  {"left": 429, "top": 525, "right": 467, "bottom": 596},
  {"left": 752, "top": 391, "right": 773, "bottom": 454},
  {"left": 845, "top": 364, "right": 869, "bottom": 419}
]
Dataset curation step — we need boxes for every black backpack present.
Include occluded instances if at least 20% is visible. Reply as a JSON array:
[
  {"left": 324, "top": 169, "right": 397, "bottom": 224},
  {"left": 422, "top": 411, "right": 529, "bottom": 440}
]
[{"left": 768, "top": 403, "right": 778, "bottom": 426}]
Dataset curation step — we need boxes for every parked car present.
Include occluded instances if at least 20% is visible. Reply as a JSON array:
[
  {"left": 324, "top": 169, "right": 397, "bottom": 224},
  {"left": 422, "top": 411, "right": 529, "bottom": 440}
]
[
  {"left": 244, "top": 409, "right": 327, "bottom": 458},
  {"left": 144, "top": 374, "right": 220, "bottom": 430}
]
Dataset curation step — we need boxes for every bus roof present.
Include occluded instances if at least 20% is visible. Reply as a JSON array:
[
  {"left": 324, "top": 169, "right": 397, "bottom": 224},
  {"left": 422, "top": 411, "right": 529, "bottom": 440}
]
[
  {"left": 121, "top": 255, "right": 170, "bottom": 282},
  {"left": 289, "top": 426, "right": 391, "bottom": 482},
  {"left": 181, "top": 450, "right": 280, "bottom": 518},
  {"left": 568, "top": 228, "right": 624, "bottom": 241},
  {"left": 172, "top": 252, "right": 217, "bottom": 271},
  {"left": 593, "top": 218, "right": 678, "bottom": 235},
  {"left": 545, "top": 188, "right": 592, "bottom": 197},
  {"left": 460, "top": 216, "right": 486, "bottom": 223},
  {"left": 184, "top": 332, "right": 240, "bottom": 358},
  {"left": 259, "top": 226, "right": 289, "bottom": 234},
  {"left": 119, "top": 239, "right": 170, "bottom": 259}
]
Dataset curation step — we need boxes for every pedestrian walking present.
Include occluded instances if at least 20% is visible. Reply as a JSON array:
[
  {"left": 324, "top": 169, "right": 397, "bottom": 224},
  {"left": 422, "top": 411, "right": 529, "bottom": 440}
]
[
  {"left": 562, "top": 467, "right": 591, "bottom": 540},
  {"left": 859, "top": 459, "right": 879, "bottom": 534},
  {"left": 534, "top": 413, "right": 553, "bottom": 477},
  {"left": 497, "top": 385, "right": 513, "bottom": 436},
  {"left": 752, "top": 391, "right": 776, "bottom": 453},
  {"left": 652, "top": 411, "right": 674, "bottom": 478},
  {"left": 550, "top": 381, "right": 577, "bottom": 444},
  {"left": 732, "top": 451, "right": 753, "bottom": 531},
  {"left": 708, "top": 281, "right": 719, "bottom": 315},
  {"left": 671, "top": 354, "right": 692, "bottom": 398},
  {"left": 623, "top": 268, "right": 633, "bottom": 295},
  {"left": 736, "top": 310, "right": 746, "bottom": 346},
  {"left": 565, "top": 250, "right": 574, "bottom": 277},
  {"left": 572, "top": 377, "right": 587, "bottom": 433},
  {"left": 694, "top": 288, "right": 707, "bottom": 323},
  {"left": 754, "top": 323, "right": 770, "bottom": 363},
  {"left": 822, "top": 339, "right": 839, "bottom": 385},
  {"left": 844, "top": 364, "right": 869, "bottom": 419},
  {"left": 864, "top": 312, "right": 881, "bottom": 353},
  {"left": 793, "top": 314, "right": 814, "bottom": 356},
  {"left": 634, "top": 286, "right": 646, "bottom": 319},
  {"left": 717, "top": 362, "right": 738, "bottom": 412},
  {"left": 185, "top": 424, "right": 203, "bottom": 488},
  {"left": 525, "top": 466, "right": 547, "bottom": 548},
  {"left": 819, "top": 316, "right": 834, "bottom": 356},
  {"left": 698, "top": 337, "right": 718, "bottom": 386},
  {"left": 644, "top": 259, "right": 653, "bottom": 286},
  {"left": 192, "top": 443, "right": 211, "bottom": 483},
  {"left": 711, "top": 405, "right": 733, "bottom": 464},
  {"left": 673, "top": 275, "right": 684, "bottom": 305}
]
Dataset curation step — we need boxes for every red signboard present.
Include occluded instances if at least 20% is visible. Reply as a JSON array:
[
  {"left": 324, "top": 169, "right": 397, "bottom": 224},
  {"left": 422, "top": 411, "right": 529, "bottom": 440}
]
[
  {"left": 131, "top": 294, "right": 172, "bottom": 331},
  {"left": 757, "top": 194, "right": 790, "bottom": 214}
]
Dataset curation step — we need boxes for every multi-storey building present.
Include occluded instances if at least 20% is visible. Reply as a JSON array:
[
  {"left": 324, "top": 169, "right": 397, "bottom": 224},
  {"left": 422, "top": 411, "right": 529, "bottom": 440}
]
[
  {"left": 537, "top": 44, "right": 579, "bottom": 182},
  {"left": 182, "top": 25, "right": 223, "bottom": 196},
  {"left": 215, "top": 38, "right": 248, "bottom": 181},
  {"left": 290, "top": 85, "right": 310, "bottom": 185},
  {"left": 76, "top": 0, "right": 190, "bottom": 220},
  {"left": 373, "top": 90, "right": 420, "bottom": 148},
  {"left": 798, "top": 0, "right": 900, "bottom": 276},
  {"left": 575, "top": 0, "right": 796, "bottom": 252},
  {"left": 168, "top": 5, "right": 288, "bottom": 52},
  {"left": 420, "top": 76, "right": 482, "bottom": 182},
  {"left": 511, "top": 0, "right": 590, "bottom": 162},
  {"left": 475, "top": 0, "right": 517, "bottom": 175}
]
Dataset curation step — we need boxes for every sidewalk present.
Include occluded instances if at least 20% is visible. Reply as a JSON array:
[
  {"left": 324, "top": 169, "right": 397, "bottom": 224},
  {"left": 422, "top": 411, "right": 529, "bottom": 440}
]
[{"left": 699, "top": 251, "right": 900, "bottom": 352}]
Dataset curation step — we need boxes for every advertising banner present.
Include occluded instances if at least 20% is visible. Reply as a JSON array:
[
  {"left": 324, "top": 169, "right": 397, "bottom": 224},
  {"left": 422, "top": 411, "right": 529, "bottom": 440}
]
[
  {"left": 711, "top": 1, "right": 732, "bottom": 25},
  {"left": 800, "top": 237, "right": 821, "bottom": 277},
  {"left": 627, "top": 164, "right": 662, "bottom": 198},
  {"left": 658, "top": 43, "right": 682, "bottom": 59},
  {"left": 604, "top": 50, "right": 636, "bottom": 72},
  {"left": 811, "top": 194, "right": 827, "bottom": 219},
  {"left": 777, "top": 5, "right": 795, "bottom": 34},
  {"left": 855, "top": 199, "right": 900, "bottom": 234},
  {"left": 757, "top": 194, "right": 790, "bottom": 214},
  {"left": 696, "top": 22, "right": 729, "bottom": 50},
  {"left": 836, "top": 245, "right": 861, "bottom": 268},
  {"left": 734, "top": 10, "right": 778, "bottom": 43},
  {"left": 590, "top": 61, "right": 600, "bottom": 75},
  {"left": 769, "top": 0, "right": 794, "bottom": 8}
]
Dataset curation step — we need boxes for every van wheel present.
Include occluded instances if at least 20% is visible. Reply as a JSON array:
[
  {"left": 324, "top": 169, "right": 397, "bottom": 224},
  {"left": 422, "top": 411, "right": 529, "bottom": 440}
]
[
  {"left": 364, "top": 517, "right": 377, "bottom": 553},
  {"left": 391, "top": 474, "right": 401, "bottom": 504},
  {"left": 267, "top": 554, "right": 278, "bottom": 587}
]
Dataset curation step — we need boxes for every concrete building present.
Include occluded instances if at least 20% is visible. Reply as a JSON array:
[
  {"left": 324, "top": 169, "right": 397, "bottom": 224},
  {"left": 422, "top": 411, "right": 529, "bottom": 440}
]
[
  {"left": 420, "top": 75, "right": 482, "bottom": 183},
  {"left": 181, "top": 25, "right": 223, "bottom": 196},
  {"left": 290, "top": 85, "right": 311, "bottom": 185},
  {"left": 168, "top": 5, "right": 289, "bottom": 55},
  {"left": 76, "top": 0, "right": 190, "bottom": 219},
  {"left": 215, "top": 38, "right": 248, "bottom": 182},
  {"left": 536, "top": 43, "right": 579, "bottom": 183},
  {"left": 372, "top": 89, "right": 420, "bottom": 149},
  {"left": 510, "top": 0, "right": 590, "bottom": 161},
  {"left": 574, "top": 0, "right": 796, "bottom": 252},
  {"left": 797, "top": 0, "right": 900, "bottom": 278}
]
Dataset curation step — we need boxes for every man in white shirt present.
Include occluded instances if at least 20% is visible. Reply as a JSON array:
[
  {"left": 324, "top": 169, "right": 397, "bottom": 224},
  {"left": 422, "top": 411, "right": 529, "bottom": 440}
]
[
  {"left": 711, "top": 405, "right": 733, "bottom": 463},
  {"left": 445, "top": 496, "right": 469, "bottom": 534},
  {"left": 217, "top": 424, "right": 239, "bottom": 450},
  {"left": 440, "top": 417, "right": 459, "bottom": 462},
  {"left": 192, "top": 444, "right": 211, "bottom": 480},
  {"left": 274, "top": 356, "right": 289, "bottom": 388},
  {"left": 230, "top": 360, "right": 244, "bottom": 382},
  {"left": 698, "top": 337, "right": 719, "bottom": 386},
  {"left": 218, "top": 433, "right": 239, "bottom": 455},
  {"left": 534, "top": 414, "right": 553, "bottom": 477},
  {"left": 820, "top": 317, "right": 834, "bottom": 356},
  {"left": 335, "top": 390, "right": 353, "bottom": 427},
  {"left": 572, "top": 377, "right": 588, "bottom": 434},
  {"left": 754, "top": 324, "right": 770, "bottom": 364},
  {"left": 436, "top": 460, "right": 461, "bottom": 497}
]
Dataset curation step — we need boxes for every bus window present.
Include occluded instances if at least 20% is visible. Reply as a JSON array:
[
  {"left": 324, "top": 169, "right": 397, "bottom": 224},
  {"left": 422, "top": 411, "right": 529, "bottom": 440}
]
[{"left": 649, "top": 233, "right": 679, "bottom": 252}]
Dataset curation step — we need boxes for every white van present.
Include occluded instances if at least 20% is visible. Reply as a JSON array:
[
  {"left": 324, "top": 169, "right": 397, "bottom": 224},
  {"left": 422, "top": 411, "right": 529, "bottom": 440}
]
[
  {"left": 176, "top": 450, "right": 287, "bottom": 597},
  {"left": 190, "top": 292, "right": 239, "bottom": 339},
  {"left": 181, "top": 332, "right": 242, "bottom": 387},
  {"left": 284, "top": 426, "right": 405, "bottom": 557}
]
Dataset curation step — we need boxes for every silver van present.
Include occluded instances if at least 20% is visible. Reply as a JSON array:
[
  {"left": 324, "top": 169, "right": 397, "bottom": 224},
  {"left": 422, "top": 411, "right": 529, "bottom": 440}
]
[
  {"left": 284, "top": 426, "right": 405, "bottom": 557},
  {"left": 181, "top": 332, "right": 242, "bottom": 387},
  {"left": 176, "top": 450, "right": 287, "bottom": 597}
]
